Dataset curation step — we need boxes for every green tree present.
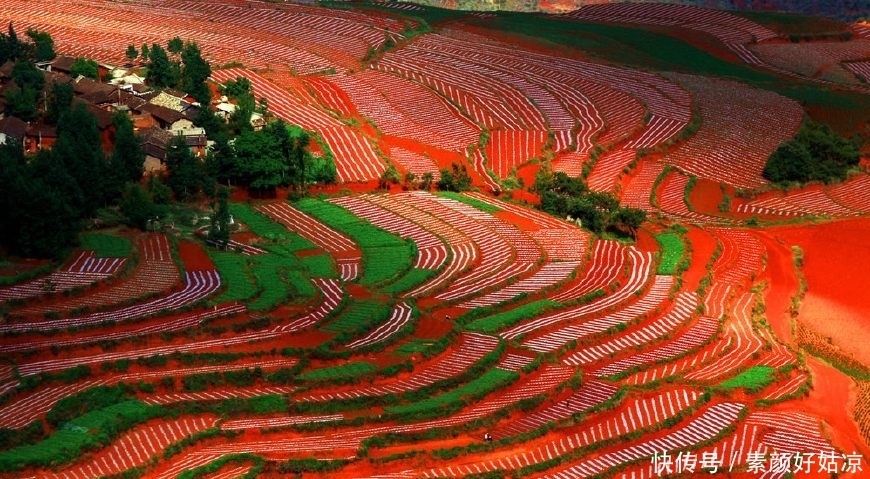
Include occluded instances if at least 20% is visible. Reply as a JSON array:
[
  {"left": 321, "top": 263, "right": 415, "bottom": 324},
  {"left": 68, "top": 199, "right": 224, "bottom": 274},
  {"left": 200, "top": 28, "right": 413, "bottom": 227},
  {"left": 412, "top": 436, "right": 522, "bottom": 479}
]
[
  {"left": 763, "top": 120, "right": 860, "bottom": 184},
  {"left": 146, "top": 43, "right": 178, "bottom": 89},
  {"left": 180, "top": 41, "right": 211, "bottom": 105},
  {"left": 165, "top": 135, "right": 202, "bottom": 200},
  {"left": 54, "top": 103, "right": 108, "bottom": 214},
  {"left": 25, "top": 28, "right": 55, "bottom": 62},
  {"left": 46, "top": 81, "right": 74, "bottom": 125},
  {"left": 209, "top": 186, "right": 231, "bottom": 245},
  {"left": 4, "top": 85, "right": 39, "bottom": 120},
  {"left": 140, "top": 43, "right": 149, "bottom": 61},
  {"left": 167, "top": 36, "right": 184, "bottom": 55},
  {"left": 120, "top": 182, "right": 164, "bottom": 230},
  {"left": 108, "top": 111, "right": 145, "bottom": 195},
  {"left": 125, "top": 44, "right": 138, "bottom": 62},
  {"left": 70, "top": 57, "right": 99, "bottom": 79}
]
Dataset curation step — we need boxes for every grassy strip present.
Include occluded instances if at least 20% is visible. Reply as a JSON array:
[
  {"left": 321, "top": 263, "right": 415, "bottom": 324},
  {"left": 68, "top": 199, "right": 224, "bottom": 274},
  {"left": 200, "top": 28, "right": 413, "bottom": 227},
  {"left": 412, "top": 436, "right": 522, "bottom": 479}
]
[
  {"left": 655, "top": 232, "right": 685, "bottom": 275},
  {"left": 465, "top": 299, "right": 560, "bottom": 334},
  {"left": 436, "top": 191, "right": 501, "bottom": 213},
  {"left": 297, "top": 361, "right": 378, "bottom": 382},
  {"left": 294, "top": 198, "right": 414, "bottom": 286},
  {"left": 0, "top": 400, "right": 162, "bottom": 472},
  {"left": 380, "top": 268, "right": 437, "bottom": 295},
  {"left": 386, "top": 368, "right": 518, "bottom": 419},
  {"left": 298, "top": 254, "right": 336, "bottom": 278},
  {"left": 321, "top": 300, "right": 391, "bottom": 334},
  {"left": 176, "top": 454, "right": 263, "bottom": 479},
  {"left": 717, "top": 366, "right": 776, "bottom": 392},
  {"left": 209, "top": 252, "right": 258, "bottom": 303},
  {"left": 229, "top": 203, "right": 316, "bottom": 251},
  {"left": 79, "top": 232, "right": 133, "bottom": 258}
]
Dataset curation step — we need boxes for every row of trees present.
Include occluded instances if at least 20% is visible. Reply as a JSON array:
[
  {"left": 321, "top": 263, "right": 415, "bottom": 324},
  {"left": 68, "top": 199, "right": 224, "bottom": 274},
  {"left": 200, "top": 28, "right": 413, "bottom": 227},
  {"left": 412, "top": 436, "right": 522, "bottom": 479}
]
[
  {"left": 763, "top": 120, "right": 860, "bottom": 184},
  {"left": 535, "top": 170, "right": 646, "bottom": 238}
]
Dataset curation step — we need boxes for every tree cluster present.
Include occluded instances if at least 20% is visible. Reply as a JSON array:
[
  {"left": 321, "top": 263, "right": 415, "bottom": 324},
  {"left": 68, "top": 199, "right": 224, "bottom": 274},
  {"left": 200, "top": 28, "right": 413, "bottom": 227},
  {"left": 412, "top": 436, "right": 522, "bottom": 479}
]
[
  {"left": 437, "top": 162, "right": 473, "bottom": 192},
  {"left": 0, "top": 23, "right": 56, "bottom": 64},
  {"left": 144, "top": 38, "right": 211, "bottom": 105},
  {"left": 0, "top": 102, "right": 145, "bottom": 258},
  {"left": 762, "top": 120, "right": 861, "bottom": 185},
  {"left": 534, "top": 170, "right": 646, "bottom": 238}
]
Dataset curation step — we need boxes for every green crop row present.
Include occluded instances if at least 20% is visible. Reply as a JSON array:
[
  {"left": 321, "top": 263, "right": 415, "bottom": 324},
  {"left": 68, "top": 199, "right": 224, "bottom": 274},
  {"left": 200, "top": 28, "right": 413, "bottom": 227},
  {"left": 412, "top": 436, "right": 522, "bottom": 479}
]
[
  {"left": 229, "top": 203, "right": 317, "bottom": 251},
  {"left": 717, "top": 366, "right": 776, "bottom": 391},
  {"left": 655, "top": 232, "right": 685, "bottom": 275},
  {"left": 465, "top": 299, "right": 561, "bottom": 334},
  {"left": 436, "top": 192, "right": 501, "bottom": 213},
  {"left": 322, "top": 300, "right": 391, "bottom": 334},
  {"left": 0, "top": 400, "right": 162, "bottom": 472},
  {"left": 294, "top": 198, "right": 416, "bottom": 286},
  {"left": 79, "top": 232, "right": 132, "bottom": 258},
  {"left": 386, "top": 368, "right": 517, "bottom": 418},
  {"left": 297, "top": 361, "right": 378, "bottom": 382},
  {"left": 210, "top": 252, "right": 258, "bottom": 303},
  {"left": 380, "top": 268, "right": 437, "bottom": 295}
]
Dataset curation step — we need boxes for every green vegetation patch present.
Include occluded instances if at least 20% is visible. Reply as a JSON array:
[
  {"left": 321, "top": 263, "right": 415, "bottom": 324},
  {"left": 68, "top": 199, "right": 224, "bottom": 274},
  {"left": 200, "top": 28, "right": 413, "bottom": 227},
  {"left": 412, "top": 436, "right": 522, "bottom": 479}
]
[
  {"left": 763, "top": 120, "right": 860, "bottom": 185},
  {"left": 483, "top": 14, "right": 774, "bottom": 84},
  {"left": 79, "top": 232, "right": 132, "bottom": 258},
  {"left": 0, "top": 400, "right": 162, "bottom": 472},
  {"left": 298, "top": 254, "right": 337, "bottom": 279},
  {"left": 210, "top": 252, "right": 258, "bottom": 303},
  {"left": 718, "top": 366, "right": 776, "bottom": 391},
  {"left": 386, "top": 368, "right": 517, "bottom": 417},
  {"left": 380, "top": 268, "right": 437, "bottom": 295},
  {"left": 395, "top": 339, "right": 436, "bottom": 356},
  {"left": 466, "top": 299, "right": 560, "bottom": 334},
  {"left": 734, "top": 11, "right": 851, "bottom": 39},
  {"left": 297, "top": 361, "right": 378, "bottom": 382},
  {"left": 655, "top": 233, "right": 685, "bottom": 275},
  {"left": 229, "top": 203, "right": 317, "bottom": 251},
  {"left": 437, "top": 192, "right": 501, "bottom": 213},
  {"left": 294, "top": 198, "right": 414, "bottom": 286},
  {"left": 322, "top": 300, "right": 391, "bottom": 334}
]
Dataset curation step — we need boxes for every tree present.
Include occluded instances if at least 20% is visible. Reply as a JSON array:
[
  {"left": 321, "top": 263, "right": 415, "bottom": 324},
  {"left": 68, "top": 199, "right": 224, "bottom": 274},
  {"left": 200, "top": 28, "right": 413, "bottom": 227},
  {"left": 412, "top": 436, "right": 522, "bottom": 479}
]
[
  {"left": 146, "top": 43, "right": 178, "bottom": 89},
  {"left": 209, "top": 186, "right": 231, "bottom": 245},
  {"left": 4, "top": 85, "right": 39, "bottom": 121},
  {"left": 420, "top": 172, "right": 434, "bottom": 191},
  {"left": 108, "top": 111, "right": 145, "bottom": 195},
  {"left": 54, "top": 103, "right": 108, "bottom": 214},
  {"left": 763, "top": 120, "right": 860, "bottom": 184},
  {"left": 125, "top": 44, "right": 138, "bottom": 62},
  {"left": 180, "top": 41, "right": 211, "bottom": 105},
  {"left": 165, "top": 135, "right": 202, "bottom": 200},
  {"left": 379, "top": 164, "right": 400, "bottom": 190},
  {"left": 46, "top": 81, "right": 74, "bottom": 125},
  {"left": 167, "top": 36, "right": 184, "bottom": 55},
  {"left": 120, "top": 182, "right": 164, "bottom": 230},
  {"left": 70, "top": 57, "right": 99, "bottom": 79},
  {"left": 140, "top": 43, "right": 149, "bottom": 61},
  {"left": 26, "top": 28, "right": 55, "bottom": 62}
]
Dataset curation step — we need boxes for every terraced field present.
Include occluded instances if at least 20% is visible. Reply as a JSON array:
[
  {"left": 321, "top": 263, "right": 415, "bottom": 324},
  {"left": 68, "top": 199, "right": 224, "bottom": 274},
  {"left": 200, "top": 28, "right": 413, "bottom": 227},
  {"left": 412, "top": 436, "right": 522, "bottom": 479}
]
[{"left": 1, "top": 0, "right": 869, "bottom": 478}]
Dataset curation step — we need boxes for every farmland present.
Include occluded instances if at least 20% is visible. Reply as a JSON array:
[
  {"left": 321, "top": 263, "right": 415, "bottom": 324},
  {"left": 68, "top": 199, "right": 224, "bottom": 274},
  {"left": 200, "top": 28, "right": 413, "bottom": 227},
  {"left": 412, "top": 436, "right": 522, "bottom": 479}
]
[{"left": 1, "top": 0, "right": 870, "bottom": 478}]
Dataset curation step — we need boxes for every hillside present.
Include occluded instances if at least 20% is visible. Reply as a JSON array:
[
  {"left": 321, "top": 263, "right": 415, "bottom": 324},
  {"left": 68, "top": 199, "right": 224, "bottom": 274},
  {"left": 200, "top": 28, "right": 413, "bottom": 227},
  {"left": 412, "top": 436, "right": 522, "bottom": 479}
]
[{"left": 0, "top": 1, "right": 869, "bottom": 478}]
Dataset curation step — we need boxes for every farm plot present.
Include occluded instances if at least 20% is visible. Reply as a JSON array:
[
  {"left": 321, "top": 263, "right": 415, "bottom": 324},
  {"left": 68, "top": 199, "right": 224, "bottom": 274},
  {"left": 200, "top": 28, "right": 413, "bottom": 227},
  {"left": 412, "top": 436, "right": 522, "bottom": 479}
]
[
  {"left": 565, "top": 3, "right": 778, "bottom": 61},
  {"left": 750, "top": 40, "right": 870, "bottom": 84},
  {"left": 737, "top": 185, "right": 859, "bottom": 217},
  {"left": 661, "top": 74, "right": 803, "bottom": 189},
  {"left": 0, "top": 250, "right": 125, "bottom": 303},
  {"left": 562, "top": 291, "right": 698, "bottom": 366},
  {"left": 257, "top": 202, "right": 359, "bottom": 281},
  {"left": 294, "top": 198, "right": 415, "bottom": 287},
  {"left": 827, "top": 174, "right": 870, "bottom": 212},
  {"left": 657, "top": 170, "right": 725, "bottom": 223},
  {"left": 13, "top": 235, "right": 175, "bottom": 315},
  {"left": 35, "top": 415, "right": 217, "bottom": 479},
  {"left": 327, "top": 70, "right": 480, "bottom": 152},
  {"left": 295, "top": 332, "right": 499, "bottom": 402},
  {"left": 505, "top": 247, "right": 656, "bottom": 341}
]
